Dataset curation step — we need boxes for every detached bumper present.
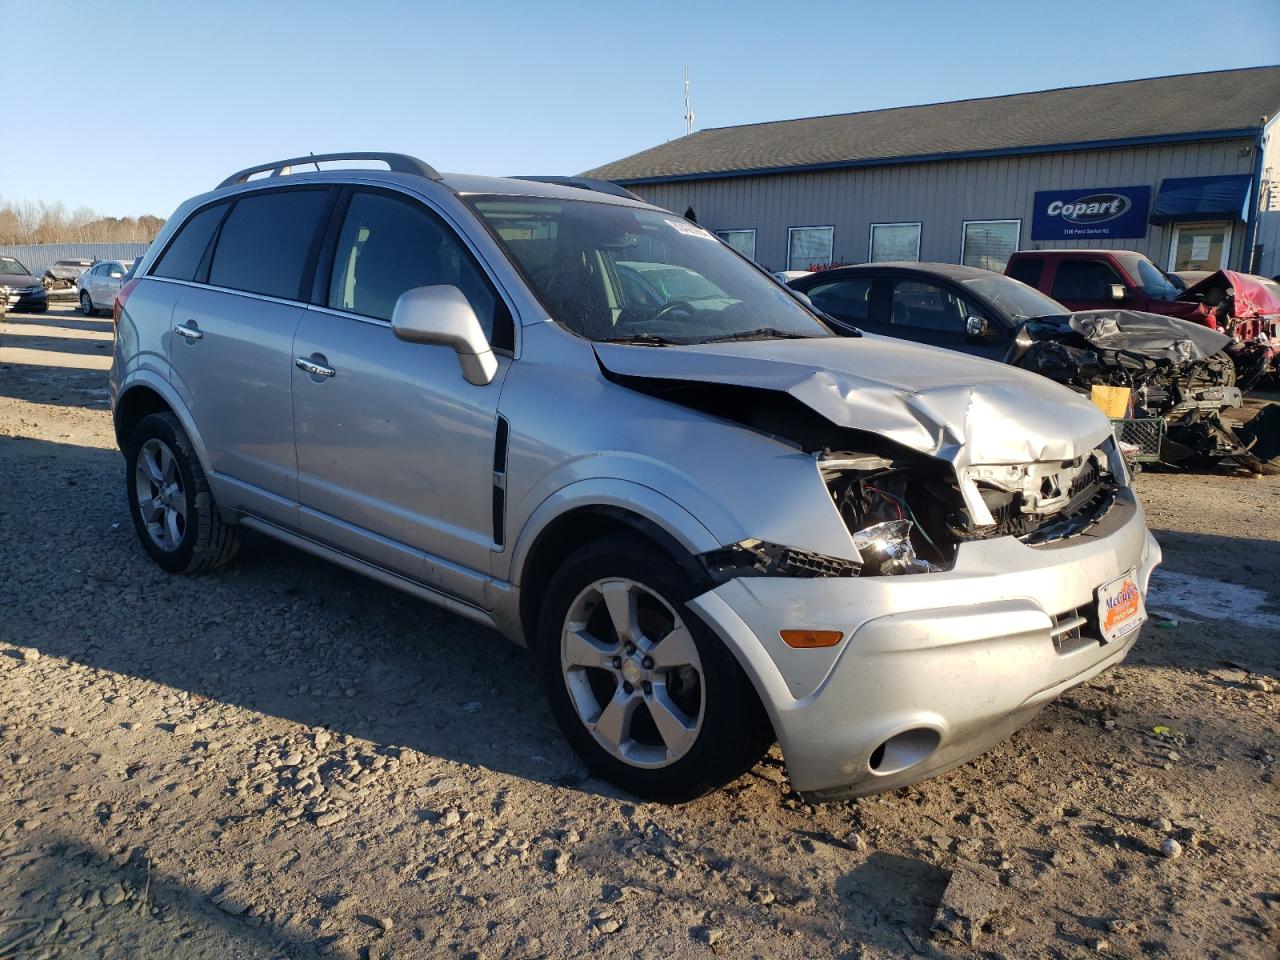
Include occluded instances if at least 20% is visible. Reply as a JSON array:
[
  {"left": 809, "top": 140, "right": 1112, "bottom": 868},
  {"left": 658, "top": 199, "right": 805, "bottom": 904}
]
[{"left": 689, "top": 489, "right": 1160, "bottom": 798}]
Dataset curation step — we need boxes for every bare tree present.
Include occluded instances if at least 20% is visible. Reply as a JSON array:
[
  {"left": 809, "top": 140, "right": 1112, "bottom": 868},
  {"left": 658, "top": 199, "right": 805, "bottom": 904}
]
[{"left": 0, "top": 197, "right": 165, "bottom": 245}]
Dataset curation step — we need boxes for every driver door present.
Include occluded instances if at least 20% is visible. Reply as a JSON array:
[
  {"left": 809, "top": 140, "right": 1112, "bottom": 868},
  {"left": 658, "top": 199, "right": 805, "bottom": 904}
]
[{"left": 291, "top": 188, "right": 515, "bottom": 605}]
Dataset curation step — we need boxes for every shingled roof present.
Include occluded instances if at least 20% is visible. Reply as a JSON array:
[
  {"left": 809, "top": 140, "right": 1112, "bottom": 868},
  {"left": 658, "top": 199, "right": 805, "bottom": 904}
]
[{"left": 583, "top": 66, "right": 1280, "bottom": 184}]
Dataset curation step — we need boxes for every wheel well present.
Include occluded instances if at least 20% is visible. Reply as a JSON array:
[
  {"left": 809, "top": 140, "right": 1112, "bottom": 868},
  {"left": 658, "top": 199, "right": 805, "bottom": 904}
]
[
  {"left": 517, "top": 506, "right": 706, "bottom": 649},
  {"left": 114, "top": 386, "right": 172, "bottom": 450}
]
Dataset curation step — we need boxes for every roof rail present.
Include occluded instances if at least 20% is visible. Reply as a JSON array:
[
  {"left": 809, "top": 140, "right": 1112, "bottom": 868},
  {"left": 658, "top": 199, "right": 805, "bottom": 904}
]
[
  {"left": 217, "top": 152, "right": 442, "bottom": 190},
  {"left": 512, "top": 176, "right": 643, "bottom": 202}
]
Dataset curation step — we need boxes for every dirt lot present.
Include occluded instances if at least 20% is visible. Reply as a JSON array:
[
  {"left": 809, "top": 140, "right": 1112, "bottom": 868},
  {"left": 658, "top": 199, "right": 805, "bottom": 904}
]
[{"left": 1, "top": 305, "right": 1277, "bottom": 960}]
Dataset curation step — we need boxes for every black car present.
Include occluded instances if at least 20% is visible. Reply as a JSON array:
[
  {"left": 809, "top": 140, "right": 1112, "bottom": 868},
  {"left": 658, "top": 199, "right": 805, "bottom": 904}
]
[
  {"left": 788, "top": 261, "right": 1068, "bottom": 360},
  {"left": 0, "top": 256, "right": 49, "bottom": 312}
]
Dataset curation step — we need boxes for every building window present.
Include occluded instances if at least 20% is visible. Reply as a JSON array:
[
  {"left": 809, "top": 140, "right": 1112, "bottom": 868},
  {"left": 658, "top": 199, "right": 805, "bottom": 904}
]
[
  {"left": 787, "top": 226, "right": 833, "bottom": 272},
  {"left": 715, "top": 228, "right": 757, "bottom": 261},
  {"left": 868, "top": 222, "right": 921, "bottom": 262},
  {"left": 961, "top": 220, "right": 1020, "bottom": 271}
]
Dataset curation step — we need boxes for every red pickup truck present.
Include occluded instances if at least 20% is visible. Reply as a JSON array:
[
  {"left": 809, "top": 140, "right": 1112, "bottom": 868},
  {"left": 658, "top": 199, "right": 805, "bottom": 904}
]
[{"left": 1005, "top": 249, "right": 1280, "bottom": 387}]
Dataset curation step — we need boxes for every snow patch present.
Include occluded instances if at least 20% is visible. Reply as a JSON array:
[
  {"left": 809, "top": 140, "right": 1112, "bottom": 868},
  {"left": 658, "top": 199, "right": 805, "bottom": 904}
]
[{"left": 1148, "top": 570, "right": 1279, "bottom": 630}]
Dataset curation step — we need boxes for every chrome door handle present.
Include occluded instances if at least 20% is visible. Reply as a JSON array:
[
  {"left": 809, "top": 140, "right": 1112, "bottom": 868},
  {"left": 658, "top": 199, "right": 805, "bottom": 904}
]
[
  {"left": 172, "top": 323, "right": 203, "bottom": 340},
  {"left": 295, "top": 356, "right": 336, "bottom": 378}
]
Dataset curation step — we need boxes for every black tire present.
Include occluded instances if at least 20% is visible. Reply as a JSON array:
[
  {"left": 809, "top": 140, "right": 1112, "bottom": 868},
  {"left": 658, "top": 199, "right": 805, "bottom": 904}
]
[
  {"left": 125, "top": 412, "right": 239, "bottom": 574},
  {"left": 79, "top": 291, "right": 94, "bottom": 317},
  {"left": 536, "top": 536, "right": 772, "bottom": 803}
]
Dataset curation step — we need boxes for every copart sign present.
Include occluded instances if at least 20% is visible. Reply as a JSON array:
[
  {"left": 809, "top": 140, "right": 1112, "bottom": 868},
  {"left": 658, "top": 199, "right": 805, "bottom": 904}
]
[{"left": 1031, "top": 185, "right": 1151, "bottom": 240}]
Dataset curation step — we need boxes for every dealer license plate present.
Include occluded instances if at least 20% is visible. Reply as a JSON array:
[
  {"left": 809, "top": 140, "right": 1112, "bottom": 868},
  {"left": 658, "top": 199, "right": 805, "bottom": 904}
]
[{"left": 1096, "top": 569, "right": 1146, "bottom": 644}]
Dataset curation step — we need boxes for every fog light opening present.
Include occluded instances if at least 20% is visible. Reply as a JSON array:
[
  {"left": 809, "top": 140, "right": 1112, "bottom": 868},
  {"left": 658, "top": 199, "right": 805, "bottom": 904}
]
[{"left": 868, "top": 727, "right": 942, "bottom": 776}]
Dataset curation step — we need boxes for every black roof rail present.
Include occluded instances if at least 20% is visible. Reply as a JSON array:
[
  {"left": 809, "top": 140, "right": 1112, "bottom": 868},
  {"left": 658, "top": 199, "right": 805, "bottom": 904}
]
[
  {"left": 511, "top": 176, "right": 644, "bottom": 202},
  {"left": 218, "top": 152, "right": 442, "bottom": 189}
]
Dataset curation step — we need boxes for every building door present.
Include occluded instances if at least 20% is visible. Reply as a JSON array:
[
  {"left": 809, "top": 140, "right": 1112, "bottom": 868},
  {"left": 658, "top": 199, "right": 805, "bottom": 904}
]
[{"left": 1169, "top": 222, "right": 1232, "bottom": 272}]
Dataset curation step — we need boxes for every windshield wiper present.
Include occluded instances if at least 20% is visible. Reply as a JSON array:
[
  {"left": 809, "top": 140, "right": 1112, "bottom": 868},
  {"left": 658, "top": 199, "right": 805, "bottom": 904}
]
[
  {"left": 695, "top": 328, "right": 814, "bottom": 344},
  {"left": 596, "top": 332, "right": 683, "bottom": 347}
]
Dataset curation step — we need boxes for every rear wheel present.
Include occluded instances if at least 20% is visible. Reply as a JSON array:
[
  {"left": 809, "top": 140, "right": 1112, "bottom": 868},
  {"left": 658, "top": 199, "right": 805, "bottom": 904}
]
[
  {"left": 125, "top": 412, "right": 239, "bottom": 574},
  {"left": 536, "top": 536, "right": 771, "bottom": 802}
]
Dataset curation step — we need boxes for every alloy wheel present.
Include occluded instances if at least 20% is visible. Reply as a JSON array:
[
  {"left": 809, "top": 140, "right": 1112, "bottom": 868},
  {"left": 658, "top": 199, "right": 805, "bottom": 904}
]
[
  {"left": 134, "top": 438, "right": 187, "bottom": 551},
  {"left": 80, "top": 292, "right": 93, "bottom": 316},
  {"left": 560, "top": 577, "right": 705, "bottom": 768}
]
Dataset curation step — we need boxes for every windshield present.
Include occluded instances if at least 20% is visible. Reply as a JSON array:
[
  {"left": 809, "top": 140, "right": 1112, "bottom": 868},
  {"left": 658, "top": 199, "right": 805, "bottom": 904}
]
[
  {"left": 961, "top": 274, "right": 1068, "bottom": 320},
  {"left": 467, "top": 196, "right": 832, "bottom": 344},
  {"left": 0, "top": 257, "right": 31, "bottom": 277},
  {"left": 1136, "top": 258, "right": 1181, "bottom": 300}
]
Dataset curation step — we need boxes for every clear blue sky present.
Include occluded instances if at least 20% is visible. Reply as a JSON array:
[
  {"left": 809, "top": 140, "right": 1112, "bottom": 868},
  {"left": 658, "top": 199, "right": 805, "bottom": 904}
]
[{"left": 3, "top": 0, "right": 1278, "bottom": 219}]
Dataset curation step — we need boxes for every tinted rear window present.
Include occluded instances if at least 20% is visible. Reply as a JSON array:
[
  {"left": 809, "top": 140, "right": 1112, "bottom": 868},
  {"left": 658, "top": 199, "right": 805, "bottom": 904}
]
[
  {"left": 152, "top": 203, "right": 227, "bottom": 281},
  {"left": 208, "top": 189, "right": 331, "bottom": 299},
  {"left": 1006, "top": 256, "right": 1044, "bottom": 287}
]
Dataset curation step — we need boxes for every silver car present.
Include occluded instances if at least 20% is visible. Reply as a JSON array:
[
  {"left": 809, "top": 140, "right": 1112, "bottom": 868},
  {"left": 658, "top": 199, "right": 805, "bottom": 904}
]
[
  {"left": 109, "top": 152, "right": 1161, "bottom": 802},
  {"left": 79, "top": 260, "right": 131, "bottom": 316}
]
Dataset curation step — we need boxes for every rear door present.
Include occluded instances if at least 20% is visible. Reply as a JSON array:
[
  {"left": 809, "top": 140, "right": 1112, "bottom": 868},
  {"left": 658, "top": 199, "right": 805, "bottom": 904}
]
[
  {"left": 290, "top": 188, "right": 514, "bottom": 603},
  {"left": 164, "top": 186, "right": 335, "bottom": 526}
]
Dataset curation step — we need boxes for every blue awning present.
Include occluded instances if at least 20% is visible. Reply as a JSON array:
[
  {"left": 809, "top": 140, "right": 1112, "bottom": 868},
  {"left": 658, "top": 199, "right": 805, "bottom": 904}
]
[{"left": 1149, "top": 174, "right": 1252, "bottom": 223}]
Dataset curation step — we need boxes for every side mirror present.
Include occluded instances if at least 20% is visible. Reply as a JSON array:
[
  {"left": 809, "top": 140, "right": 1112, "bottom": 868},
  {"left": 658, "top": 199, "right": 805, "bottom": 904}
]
[
  {"left": 1109, "top": 284, "right": 1126, "bottom": 301},
  {"left": 965, "top": 315, "right": 989, "bottom": 338},
  {"left": 110, "top": 271, "right": 123, "bottom": 279},
  {"left": 391, "top": 285, "right": 498, "bottom": 385}
]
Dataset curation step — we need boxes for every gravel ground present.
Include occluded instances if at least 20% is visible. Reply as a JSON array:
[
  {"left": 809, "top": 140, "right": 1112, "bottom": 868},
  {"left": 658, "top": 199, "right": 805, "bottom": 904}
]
[{"left": 1, "top": 305, "right": 1277, "bottom": 960}]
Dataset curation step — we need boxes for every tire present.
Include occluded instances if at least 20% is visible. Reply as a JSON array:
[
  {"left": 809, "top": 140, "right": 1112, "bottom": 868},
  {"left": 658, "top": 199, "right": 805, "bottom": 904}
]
[
  {"left": 80, "top": 291, "right": 94, "bottom": 316},
  {"left": 536, "top": 536, "right": 771, "bottom": 802},
  {"left": 125, "top": 412, "right": 239, "bottom": 574}
]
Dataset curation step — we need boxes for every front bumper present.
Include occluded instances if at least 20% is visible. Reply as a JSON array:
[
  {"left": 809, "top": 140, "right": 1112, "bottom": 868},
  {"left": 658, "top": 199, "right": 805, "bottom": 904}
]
[
  {"left": 689, "top": 488, "right": 1160, "bottom": 798},
  {"left": 4, "top": 288, "right": 48, "bottom": 310}
]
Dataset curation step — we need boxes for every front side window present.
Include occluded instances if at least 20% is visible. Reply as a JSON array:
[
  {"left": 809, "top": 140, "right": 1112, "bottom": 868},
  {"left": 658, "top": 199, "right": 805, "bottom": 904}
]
[
  {"left": 152, "top": 203, "right": 228, "bottom": 282},
  {"left": 714, "top": 229, "right": 756, "bottom": 261},
  {"left": 1051, "top": 259, "right": 1123, "bottom": 301},
  {"left": 890, "top": 279, "right": 971, "bottom": 332},
  {"left": 468, "top": 196, "right": 831, "bottom": 344},
  {"left": 208, "top": 189, "right": 332, "bottom": 299},
  {"left": 787, "top": 226, "right": 834, "bottom": 272},
  {"left": 961, "top": 220, "right": 1020, "bottom": 271},
  {"left": 868, "top": 223, "right": 921, "bottom": 263},
  {"left": 805, "top": 277, "right": 873, "bottom": 324},
  {"left": 328, "top": 191, "right": 511, "bottom": 349}
]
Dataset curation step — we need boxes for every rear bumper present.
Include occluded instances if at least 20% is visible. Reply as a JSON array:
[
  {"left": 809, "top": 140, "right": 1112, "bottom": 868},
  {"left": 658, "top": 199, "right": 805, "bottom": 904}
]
[{"left": 689, "top": 489, "right": 1160, "bottom": 798}]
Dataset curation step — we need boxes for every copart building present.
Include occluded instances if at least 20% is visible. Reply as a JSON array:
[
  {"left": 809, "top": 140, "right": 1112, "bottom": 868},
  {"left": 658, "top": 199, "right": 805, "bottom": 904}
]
[{"left": 584, "top": 66, "right": 1280, "bottom": 277}]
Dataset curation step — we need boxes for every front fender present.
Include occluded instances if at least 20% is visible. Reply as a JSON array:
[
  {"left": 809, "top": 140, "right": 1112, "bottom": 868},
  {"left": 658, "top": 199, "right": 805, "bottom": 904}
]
[{"left": 503, "top": 477, "right": 720, "bottom": 586}]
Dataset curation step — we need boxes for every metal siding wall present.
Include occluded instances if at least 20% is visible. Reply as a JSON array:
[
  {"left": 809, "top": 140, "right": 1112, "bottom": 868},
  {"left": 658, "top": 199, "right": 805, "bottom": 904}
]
[
  {"left": 0, "top": 242, "right": 151, "bottom": 279},
  {"left": 627, "top": 139, "right": 1256, "bottom": 272}
]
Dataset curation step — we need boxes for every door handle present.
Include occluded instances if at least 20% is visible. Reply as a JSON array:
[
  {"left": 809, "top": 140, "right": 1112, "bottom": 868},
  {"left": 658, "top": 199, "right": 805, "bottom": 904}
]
[
  {"left": 172, "top": 322, "right": 203, "bottom": 340},
  {"left": 295, "top": 356, "right": 336, "bottom": 378}
]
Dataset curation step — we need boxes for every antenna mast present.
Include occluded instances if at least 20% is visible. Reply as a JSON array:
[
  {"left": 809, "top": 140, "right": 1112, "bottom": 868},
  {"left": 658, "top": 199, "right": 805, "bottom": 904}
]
[{"left": 683, "top": 65, "right": 695, "bottom": 136}]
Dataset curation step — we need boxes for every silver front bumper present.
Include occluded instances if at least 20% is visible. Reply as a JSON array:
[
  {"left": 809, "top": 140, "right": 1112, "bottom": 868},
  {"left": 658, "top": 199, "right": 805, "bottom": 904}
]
[{"left": 689, "top": 489, "right": 1161, "bottom": 798}]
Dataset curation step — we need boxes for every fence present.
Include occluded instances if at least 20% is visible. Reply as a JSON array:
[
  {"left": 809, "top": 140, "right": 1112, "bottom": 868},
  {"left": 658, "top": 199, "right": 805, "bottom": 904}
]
[{"left": 0, "top": 242, "right": 151, "bottom": 278}]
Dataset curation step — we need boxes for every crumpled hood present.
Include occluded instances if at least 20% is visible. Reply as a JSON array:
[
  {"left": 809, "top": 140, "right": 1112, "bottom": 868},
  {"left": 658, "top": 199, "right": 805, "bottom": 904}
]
[
  {"left": 1068, "top": 309, "right": 1230, "bottom": 362},
  {"left": 1182, "top": 269, "right": 1280, "bottom": 320},
  {"left": 594, "top": 334, "right": 1112, "bottom": 468}
]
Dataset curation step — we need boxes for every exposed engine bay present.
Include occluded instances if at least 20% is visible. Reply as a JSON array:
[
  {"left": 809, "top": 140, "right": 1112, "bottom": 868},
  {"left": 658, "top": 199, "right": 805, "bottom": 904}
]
[
  {"left": 1006, "top": 310, "right": 1276, "bottom": 473},
  {"left": 604, "top": 370, "right": 1123, "bottom": 580}
]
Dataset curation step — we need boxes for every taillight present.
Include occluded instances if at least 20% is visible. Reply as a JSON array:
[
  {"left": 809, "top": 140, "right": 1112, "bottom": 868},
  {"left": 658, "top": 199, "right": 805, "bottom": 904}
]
[{"left": 113, "top": 278, "right": 141, "bottom": 327}]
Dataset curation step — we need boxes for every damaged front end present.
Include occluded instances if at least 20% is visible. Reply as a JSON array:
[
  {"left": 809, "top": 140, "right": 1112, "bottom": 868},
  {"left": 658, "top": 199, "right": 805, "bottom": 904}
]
[{"left": 1007, "top": 309, "right": 1275, "bottom": 473}]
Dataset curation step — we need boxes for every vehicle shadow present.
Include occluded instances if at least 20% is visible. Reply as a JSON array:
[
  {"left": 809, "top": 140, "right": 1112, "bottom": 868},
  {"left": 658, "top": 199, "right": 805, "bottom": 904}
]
[
  {"left": 3, "top": 830, "right": 336, "bottom": 958},
  {"left": 0, "top": 360, "right": 112, "bottom": 408},
  {"left": 4, "top": 308, "right": 114, "bottom": 333},
  {"left": 0, "top": 432, "right": 585, "bottom": 796}
]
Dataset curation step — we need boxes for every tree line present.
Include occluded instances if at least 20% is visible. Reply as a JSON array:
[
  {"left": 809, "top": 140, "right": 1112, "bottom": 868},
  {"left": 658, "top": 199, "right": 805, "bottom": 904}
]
[{"left": 0, "top": 198, "right": 165, "bottom": 245}]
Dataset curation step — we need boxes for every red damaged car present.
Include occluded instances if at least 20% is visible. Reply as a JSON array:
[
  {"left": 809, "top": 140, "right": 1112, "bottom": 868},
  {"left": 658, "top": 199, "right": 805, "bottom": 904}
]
[{"left": 1005, "top": 250, "right": 1280, "bottom": 387}]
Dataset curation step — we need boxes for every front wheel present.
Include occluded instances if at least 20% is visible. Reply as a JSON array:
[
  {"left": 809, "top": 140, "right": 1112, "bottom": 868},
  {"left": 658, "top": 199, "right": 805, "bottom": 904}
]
[
  {"left": 80, "top": 291, "right": 94, "bottom": 316},
  {"left": 125, "top": 412, "right": 239, "bottom": 574},
  {"left": 536, "top": 537, "right": 772, "bottom": 802}
]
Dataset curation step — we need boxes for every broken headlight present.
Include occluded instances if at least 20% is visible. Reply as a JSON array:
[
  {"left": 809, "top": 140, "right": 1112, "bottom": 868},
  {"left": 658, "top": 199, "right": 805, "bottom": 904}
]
[{"left": 851, "top": 519, "right": 935, "bottom": 575}]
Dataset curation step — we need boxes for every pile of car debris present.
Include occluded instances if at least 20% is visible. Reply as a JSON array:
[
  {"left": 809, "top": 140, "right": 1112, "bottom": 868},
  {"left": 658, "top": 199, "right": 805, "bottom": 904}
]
[{"left": 1008, "top": 309, "right": 1277, "bottom": 474}]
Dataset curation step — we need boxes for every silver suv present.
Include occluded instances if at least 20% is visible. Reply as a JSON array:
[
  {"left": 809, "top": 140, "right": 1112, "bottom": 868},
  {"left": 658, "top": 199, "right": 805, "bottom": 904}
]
[{"left": 110, "top": 152, "right": 1161, "bottom": 802}]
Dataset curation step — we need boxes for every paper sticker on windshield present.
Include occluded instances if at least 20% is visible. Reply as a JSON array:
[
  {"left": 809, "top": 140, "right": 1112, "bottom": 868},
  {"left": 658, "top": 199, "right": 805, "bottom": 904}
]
[{"left": 665, "top": 218, "right": 715, "bottom": 240}]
